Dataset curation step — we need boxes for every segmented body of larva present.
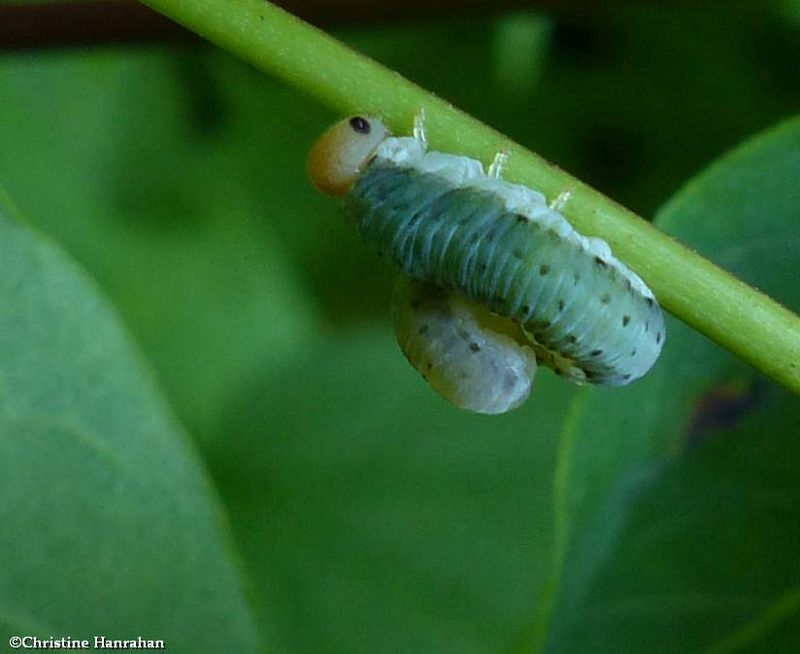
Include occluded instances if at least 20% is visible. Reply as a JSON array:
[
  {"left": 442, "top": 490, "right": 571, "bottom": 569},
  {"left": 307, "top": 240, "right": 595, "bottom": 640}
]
[
  {"left": 308, "top": 115, "right": 665, "bottom": 412},
  {"left": 347, "top": 136, "right": 664, "bottom": 385}
]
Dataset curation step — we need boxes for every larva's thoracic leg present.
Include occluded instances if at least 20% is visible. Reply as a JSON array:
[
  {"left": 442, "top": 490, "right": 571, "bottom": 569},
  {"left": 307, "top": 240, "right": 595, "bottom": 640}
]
[
  {"left": 488, "top": 150, "right": 510, "bottom": 179},
  {"left": 549, "top": 189, "right": 572, "bottom": 212},
  {"left": 391, "top": 276, "right": 537, "bottom": 414},
  {"left": 412, "top": 109, "right": 428, "bottom": 149}
]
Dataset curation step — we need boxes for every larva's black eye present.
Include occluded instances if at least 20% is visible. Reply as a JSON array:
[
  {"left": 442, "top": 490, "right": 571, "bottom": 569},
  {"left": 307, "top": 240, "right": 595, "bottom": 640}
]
[{"left": 349, "top": 116, "right": 371, "bottom": 134}]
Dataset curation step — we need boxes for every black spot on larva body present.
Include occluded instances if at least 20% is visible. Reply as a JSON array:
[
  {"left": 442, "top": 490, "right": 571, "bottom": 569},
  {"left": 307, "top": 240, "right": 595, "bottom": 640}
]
[
  {"left": 601, "top": 293, "right": 611, "bottom": 304},
  {"left": 622, "top": 315, "right": 631, "bottom": 327},
  {"left": 584, "top": 370, "right": 598, "bottom": 380},
  {"left": 418, "top": 324, "right": 430, "bottom": 335},
  {"left": 590, "top": 349, "right": 603, "bottom": 357},
  {"left": 469, "top": 342, "right": 481, "bottom": 353},
  {"left": 645, "top": 321, "right": 650, "bottom": 332},
  {"left": 516, "top": 215, "right": 527, "bottom": 225},
  {"left": 504, "top": 372, "right": 519, "bottom": 392},
  {"left": 646, "top": 297, "right": 654, "bottom": 307},
  {"left": 568, "top": 335, "right": 578, "bottom": 344},
  {"left": 656, "top": 331, "right": 662, "bottom": 343},
  {"left": 631, "top": 348, "right": 637, "bottom": 356},
  {"left": 594, "top": 257, "right": 607, "bottom": 267},
  {"left": 622, "top": 374, "right": 632, "bottom": 381},
  {"left": 557, "top": 299, "right": 565, "bottom": 312},
  {"left": 522, "top": 304, "right": 531, "bottom": 314},
  {"left": 539, "top": 264, "right": 551, "bottom": 276},
  {"left": 573, "top": 272, "right": 581, "bottom": 285},
  {"left": 349, "top": 116, "right": 371, "bottom": 134},
  {"left": 625, "top": 279, "right": 633, "bottom": 291}
]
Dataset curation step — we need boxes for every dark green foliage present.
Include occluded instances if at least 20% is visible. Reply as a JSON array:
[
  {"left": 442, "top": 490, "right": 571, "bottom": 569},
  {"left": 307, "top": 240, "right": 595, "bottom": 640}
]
[
  {"left": 0, "top": 3, "right": 798, "bottom": 653},
  {"left": 545, "top": 113, "right": 800, "bottom": 654}
]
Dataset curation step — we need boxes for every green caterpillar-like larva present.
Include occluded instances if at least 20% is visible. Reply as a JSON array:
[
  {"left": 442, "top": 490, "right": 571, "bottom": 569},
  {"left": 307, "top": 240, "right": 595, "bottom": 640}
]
[{"left": 308, "top": 115, "right": 665, "bottom": 414}]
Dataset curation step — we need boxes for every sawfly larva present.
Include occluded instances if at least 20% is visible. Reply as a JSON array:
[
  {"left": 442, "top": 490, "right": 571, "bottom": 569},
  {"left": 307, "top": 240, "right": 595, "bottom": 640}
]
[{"left": 308, "top": 114, "right": 665, "bottom": 413}]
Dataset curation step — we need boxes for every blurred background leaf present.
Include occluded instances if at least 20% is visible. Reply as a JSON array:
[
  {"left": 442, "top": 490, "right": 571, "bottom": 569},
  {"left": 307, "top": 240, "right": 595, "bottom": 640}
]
[
  {"left": 0, "top": 2, "right": 799, "bottom": 654},
  {"left": 0, "top": 198, "right": 260, "bottom": 651},
  {"left": 0, "top": 50, "right": 323, "bottom": 445},
  {"left": 213, "top": 334, "right": 575, "bottom": 654},
  {"left": 544, "top": 114, "right": 800, "bottom": 654}
]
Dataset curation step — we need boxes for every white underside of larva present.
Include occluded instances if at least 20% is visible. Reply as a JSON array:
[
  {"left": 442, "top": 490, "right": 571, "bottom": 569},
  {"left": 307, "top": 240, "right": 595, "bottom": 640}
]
[
  {"left": 374, "top": 136, "right": 655, "bottom": 301},
  {"left": 392, "top": 278, "right": 537, "bottom": 415}
]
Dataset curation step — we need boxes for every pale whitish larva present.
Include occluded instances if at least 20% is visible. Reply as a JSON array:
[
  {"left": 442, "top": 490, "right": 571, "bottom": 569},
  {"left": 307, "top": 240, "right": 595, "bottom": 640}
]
[
  {"left": 393, "top": 276, "right": 537, "bottom": 414},
  {"left": 308, "top": 114, "right": 665, "bottom": 412}
]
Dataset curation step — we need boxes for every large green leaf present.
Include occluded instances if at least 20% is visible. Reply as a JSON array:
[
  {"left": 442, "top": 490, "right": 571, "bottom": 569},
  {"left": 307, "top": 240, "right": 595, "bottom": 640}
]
[
  {"left": 550, "top": 393, "right": 800, "bottom": 654},
  {"left": 544, "top": 117, "right": 800, "bottom": 653},
  {"left": 0, "top": 199, "right": 260, "bottom": 652}
]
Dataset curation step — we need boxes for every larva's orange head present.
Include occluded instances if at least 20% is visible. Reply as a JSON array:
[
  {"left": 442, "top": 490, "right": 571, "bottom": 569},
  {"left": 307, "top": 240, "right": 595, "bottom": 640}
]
[{"left": 307, "top": 116, "right": 390, "bottom": 197}]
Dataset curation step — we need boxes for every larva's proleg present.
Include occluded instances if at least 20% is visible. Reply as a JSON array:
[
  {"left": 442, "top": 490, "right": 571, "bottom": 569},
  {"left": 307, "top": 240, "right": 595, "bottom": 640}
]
[
  {"left": 392, "top": 277, "right": 537, "bottom": 415},
  {"left": 309, "top": 115, "right": 666, "bottom": 410}
]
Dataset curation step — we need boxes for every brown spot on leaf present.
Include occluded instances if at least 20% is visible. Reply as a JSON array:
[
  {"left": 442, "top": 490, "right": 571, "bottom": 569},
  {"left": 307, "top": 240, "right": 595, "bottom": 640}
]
[{"left": 685, "top": 378, "right": 764, "bottom": 446}]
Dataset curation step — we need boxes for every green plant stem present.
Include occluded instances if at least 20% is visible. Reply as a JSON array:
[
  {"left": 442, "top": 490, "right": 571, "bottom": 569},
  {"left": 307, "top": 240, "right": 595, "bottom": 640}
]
[{"left": 139, "top": 0, "right": 800, "bottom": 394}]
